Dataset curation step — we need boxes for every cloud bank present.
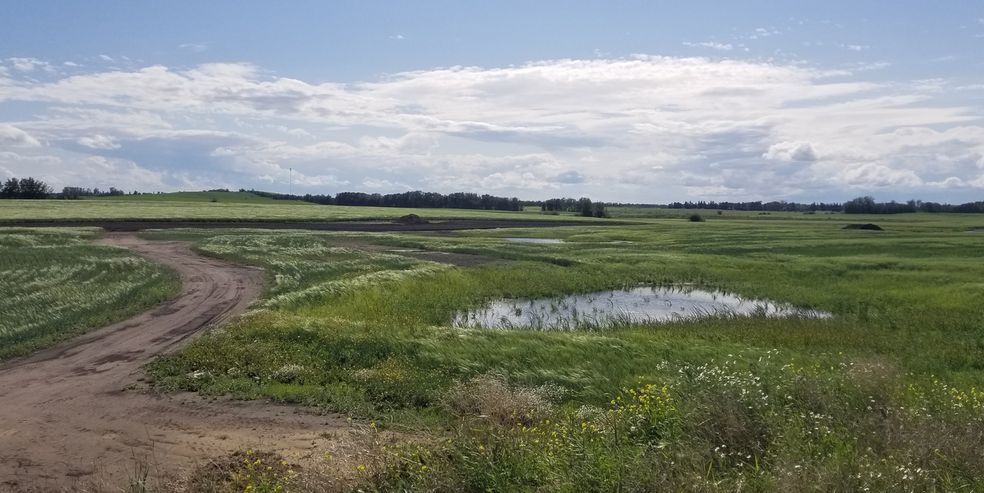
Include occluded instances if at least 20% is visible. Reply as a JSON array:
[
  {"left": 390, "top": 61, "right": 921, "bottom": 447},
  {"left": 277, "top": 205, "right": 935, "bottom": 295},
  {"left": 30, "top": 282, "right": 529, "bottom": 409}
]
[{"left": 0, "top": 56, "right": 981, "bottom": 202}]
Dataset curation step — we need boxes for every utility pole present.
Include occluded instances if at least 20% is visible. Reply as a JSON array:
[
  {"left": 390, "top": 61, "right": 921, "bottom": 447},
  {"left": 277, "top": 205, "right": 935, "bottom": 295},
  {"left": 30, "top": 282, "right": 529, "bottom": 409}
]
[{"left": 289, "top": 167, "right": 292, "bottom": 197}]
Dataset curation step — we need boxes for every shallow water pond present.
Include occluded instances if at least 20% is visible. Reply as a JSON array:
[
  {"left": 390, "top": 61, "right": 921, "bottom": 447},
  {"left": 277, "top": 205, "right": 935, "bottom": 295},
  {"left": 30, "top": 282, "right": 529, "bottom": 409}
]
[
  {"left": 452, "top": 286, "right": 829, "bottom": 330},
  {"left": 504, "top": 237, "right": 564, "bottom": 244}
]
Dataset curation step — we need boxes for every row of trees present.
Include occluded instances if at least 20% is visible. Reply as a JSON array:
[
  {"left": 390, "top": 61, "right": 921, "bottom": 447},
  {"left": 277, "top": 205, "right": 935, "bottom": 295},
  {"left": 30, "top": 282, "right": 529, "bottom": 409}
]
[
  {"left": 61, "top": 187, "right": 132, "bottom": 199},
  {"left": 1, "top": 177, "right": 53, "bottom": 199},
  {"left": 5, "top": 178, "right": 982, "bottom": 217},
  {"left": 538, "top": 197, "right": 609, "bottom": 217},
  {"left": 662, "top": 200, "right": 843, "bottom": 212},
  {"left": 245, "top": 189, "right": 524, "bottom": 211},
  {"left": 842, "top": 196, "right": 984, "bottom": 214},
  {"left": 0, "top": 177, "right": 142, "bottom": 199}
]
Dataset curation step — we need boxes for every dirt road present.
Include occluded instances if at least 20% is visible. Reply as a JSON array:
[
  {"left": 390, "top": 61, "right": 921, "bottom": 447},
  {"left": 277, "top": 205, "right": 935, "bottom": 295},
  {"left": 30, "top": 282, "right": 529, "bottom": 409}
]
[{"left": 0, "top": 234, "right": 342, "bottom": 492}]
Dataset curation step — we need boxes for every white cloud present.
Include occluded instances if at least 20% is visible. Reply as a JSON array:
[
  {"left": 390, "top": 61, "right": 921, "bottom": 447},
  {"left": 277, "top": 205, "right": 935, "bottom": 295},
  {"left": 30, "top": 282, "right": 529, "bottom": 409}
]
[
  {"left": 929, "top": 176, "right": 966, "bottom": 189},
  {"left": 0, "top": 57, "right": 982, "bottom": 200},
  {"left": 683, "top": 42, "right": 733, "bottom": 51},
  {"left": 0, "top": 151, "right": 60, "bottom": 165},
  {"left": 764, "top": 142, "right": 819, "bottom": 162},
  {"left": 98, "top": 55, "right": 114, "bottom": 61},
  {"left": 77, "top": 134, "right": 121, "bottom": 149},
  {"left": 8, "top": 57, "right": 48, "bottom": 72},
  {"left": 0, "top": 125, "right": 41, "bottom": 146}
]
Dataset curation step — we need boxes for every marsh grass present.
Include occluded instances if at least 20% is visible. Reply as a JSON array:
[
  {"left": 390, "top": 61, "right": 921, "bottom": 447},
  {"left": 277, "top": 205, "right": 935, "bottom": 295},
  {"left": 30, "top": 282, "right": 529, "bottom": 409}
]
[{"left": 133, "top": 213, "right": 984, "bottom": 490}]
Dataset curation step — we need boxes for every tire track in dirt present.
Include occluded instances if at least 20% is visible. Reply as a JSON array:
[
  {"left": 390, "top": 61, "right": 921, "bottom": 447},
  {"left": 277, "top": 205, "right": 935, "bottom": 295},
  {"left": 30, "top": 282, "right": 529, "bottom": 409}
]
[{"left": 0, "top": 234, "right": 344, "bottom": 492}]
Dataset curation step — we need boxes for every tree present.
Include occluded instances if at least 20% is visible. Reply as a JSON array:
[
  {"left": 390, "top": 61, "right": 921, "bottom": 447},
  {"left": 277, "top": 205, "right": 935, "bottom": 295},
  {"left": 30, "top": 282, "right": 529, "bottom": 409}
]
[
  {"left": 1, "top": 178, "right": 19, "bottom": 199},
  {"left": 1, "top": 177, "right": 51, "bottom": 199},
  {"left": 578, "top": 197, "right": 593, "bottom": 217}
]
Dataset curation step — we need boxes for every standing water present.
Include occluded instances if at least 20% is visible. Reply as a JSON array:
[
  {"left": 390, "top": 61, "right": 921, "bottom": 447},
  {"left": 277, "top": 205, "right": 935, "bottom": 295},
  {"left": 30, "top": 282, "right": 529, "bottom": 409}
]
[
  {"left": 504, "top": 238, "right": 565, "bottom": 244},
  {"left": 452, "top": 286, "right": 829, "bottom": 330}
]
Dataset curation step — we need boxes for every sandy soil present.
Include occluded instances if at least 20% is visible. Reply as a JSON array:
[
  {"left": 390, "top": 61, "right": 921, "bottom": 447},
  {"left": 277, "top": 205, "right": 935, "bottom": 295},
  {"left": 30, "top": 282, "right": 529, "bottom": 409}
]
[{"left": 0, "top": 234, "right": 344, "bottom": 492}]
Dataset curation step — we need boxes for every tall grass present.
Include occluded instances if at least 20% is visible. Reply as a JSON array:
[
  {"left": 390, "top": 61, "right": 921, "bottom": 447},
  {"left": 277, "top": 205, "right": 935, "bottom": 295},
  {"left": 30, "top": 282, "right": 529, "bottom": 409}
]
[
  {"left": 133, "top": 215, "right": 984, "bottom": 490},
  {"left": 0, "top": 228, "right": 179, "bottom": 361}
]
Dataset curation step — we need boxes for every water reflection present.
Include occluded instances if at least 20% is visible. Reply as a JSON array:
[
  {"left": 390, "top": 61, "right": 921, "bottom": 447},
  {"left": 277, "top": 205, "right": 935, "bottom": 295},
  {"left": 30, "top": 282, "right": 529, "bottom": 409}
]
[
  {"left": 504, "top": 238, "right": 565, "bottom": 244},
  {"left": 452, "top": 286, "right": 829, "bottom": 330}
]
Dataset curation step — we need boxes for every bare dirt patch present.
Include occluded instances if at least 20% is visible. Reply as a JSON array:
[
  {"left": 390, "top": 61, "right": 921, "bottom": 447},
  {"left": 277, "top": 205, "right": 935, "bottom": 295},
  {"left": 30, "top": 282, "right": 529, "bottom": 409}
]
[{"left": 0, "top": 234, "right": 345, "bottom": 492}]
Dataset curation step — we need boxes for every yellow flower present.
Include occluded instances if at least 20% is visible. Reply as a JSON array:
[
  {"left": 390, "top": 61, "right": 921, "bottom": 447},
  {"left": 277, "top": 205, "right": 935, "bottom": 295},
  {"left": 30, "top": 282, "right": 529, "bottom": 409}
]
[{"left": 357, "top": 465, "right": 365, "bottom": 472}]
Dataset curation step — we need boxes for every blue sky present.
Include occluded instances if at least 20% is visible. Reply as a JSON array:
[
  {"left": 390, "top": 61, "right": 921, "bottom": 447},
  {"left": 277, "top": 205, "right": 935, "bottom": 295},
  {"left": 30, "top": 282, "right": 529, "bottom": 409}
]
[{"left": 1, "top": 1, "right": 982, "bottom": 203}]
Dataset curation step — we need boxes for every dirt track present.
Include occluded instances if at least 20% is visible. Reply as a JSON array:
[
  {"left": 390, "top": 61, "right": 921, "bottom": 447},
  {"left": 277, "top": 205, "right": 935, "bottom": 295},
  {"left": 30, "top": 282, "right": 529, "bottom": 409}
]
[{"left": 0, "top": 234, "right": 343, "bottom": 492}]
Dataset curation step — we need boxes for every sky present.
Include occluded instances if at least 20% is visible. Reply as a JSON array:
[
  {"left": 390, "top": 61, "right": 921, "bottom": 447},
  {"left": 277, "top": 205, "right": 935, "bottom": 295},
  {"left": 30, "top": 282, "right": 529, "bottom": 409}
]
[{"left": 1, "top": 1, "right": 982, "bottom": 204}]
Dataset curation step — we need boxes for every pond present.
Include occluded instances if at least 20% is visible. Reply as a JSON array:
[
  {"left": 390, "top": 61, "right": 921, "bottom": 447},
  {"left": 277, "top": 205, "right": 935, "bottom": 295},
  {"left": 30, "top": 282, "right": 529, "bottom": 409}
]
[
  {"left": 504, "top": 238, "right": 565, "bottom": 244},
  {"left": 452, "top": 286, "right": 829, "bottom": 330}
]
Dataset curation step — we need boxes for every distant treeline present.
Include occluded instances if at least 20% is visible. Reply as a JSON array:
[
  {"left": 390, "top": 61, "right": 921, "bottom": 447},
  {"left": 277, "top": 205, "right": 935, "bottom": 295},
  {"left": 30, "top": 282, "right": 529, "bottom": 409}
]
[
  {"left": 843, "top": 196, "right": 984, "bottom": 214},
  {"left": 4, "top": 177, "right": 982, "bottom": 216},
  {"left": 663, "top": 200, "right": 844, "bottom": 212},
  {"left": 539, "top": 197, "right": 609, "bottom": 217},
  {"left": 1, "top": 177, "right": 52, "bottom": 199},
  {"left": 61, "top": 187, "right": 135, "bottom": 199},
  {"left": 2, "top": 177, "right": 140, "bottom": 199},
  {"left": 245, "top": 189, "right": 524, "bottom": 211}
]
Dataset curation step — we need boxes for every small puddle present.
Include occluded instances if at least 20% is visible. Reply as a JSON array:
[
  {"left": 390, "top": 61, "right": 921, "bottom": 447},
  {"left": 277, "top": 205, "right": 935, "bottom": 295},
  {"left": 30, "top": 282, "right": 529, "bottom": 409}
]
[
  {"left": 504, "top": 238, "right": 564, "bottom": 244},
  {"left": 453, "top": 286, "right": 829, "bottom": 330}
]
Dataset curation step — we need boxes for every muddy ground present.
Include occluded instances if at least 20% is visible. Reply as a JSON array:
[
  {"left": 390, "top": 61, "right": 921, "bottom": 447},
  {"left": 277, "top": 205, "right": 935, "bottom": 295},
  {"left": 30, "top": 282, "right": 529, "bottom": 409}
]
[
  {"left": 0, "top": 234, "right": 345, "bottom": 492},
  {"left": 0, "top": 230, "right": 519, "bottom": 492}
]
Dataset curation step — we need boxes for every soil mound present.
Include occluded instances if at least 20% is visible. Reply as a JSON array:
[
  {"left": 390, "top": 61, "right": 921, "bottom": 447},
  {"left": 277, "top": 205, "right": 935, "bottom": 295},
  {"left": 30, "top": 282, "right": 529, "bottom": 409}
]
[
  {"left": 395, "top": 214, "right": 429, "bottom": 225},
  {"left": 843, "top": 223, "right": 884, "bottom": 231}
]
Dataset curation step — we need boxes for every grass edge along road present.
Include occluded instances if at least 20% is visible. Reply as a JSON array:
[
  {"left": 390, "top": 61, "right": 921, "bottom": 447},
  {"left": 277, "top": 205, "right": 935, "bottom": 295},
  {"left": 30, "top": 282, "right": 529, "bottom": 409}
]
[
  {"left": 0, "top": 227, "right": 179, "bottom": 362},
  {"left": 138, "top": 215, "right": 984, "bottom": 492}
]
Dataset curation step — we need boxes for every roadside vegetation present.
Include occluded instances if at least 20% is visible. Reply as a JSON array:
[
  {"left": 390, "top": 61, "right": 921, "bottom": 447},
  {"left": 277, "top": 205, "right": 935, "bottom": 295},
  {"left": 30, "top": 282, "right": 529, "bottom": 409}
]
[
  {"left": 136, "top": 212, "right": 984, "bottom": 491},
  {"left": 0, "top": 228, "right": 179, "bottom": 361}
]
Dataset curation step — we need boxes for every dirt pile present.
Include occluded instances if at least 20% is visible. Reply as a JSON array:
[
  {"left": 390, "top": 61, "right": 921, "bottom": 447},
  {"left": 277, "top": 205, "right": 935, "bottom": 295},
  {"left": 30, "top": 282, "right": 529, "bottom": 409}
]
[
  {"left": 843, "top": 223, "right": 884, "bottom": 231},
  {"left": 394, "top": 214, "right": 429, "bottom": 225}
]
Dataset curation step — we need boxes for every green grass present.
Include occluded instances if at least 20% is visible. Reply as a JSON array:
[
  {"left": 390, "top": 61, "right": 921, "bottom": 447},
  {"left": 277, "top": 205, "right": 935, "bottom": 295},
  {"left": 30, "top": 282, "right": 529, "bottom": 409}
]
[
  {"left": 9, "top": 205, "right": 984, "bottom": 490},
  {"left": 134, "top": 213, "right": 984, "bottom": 491},
  {"left": 0, "top": 228, "right": 180, "bottom": 361},
  {"left": 0, "top": 192, "right": 602, "bottom": 222},
  {"left": 90, "top": 191, "right": 307, "bottom": 204}
]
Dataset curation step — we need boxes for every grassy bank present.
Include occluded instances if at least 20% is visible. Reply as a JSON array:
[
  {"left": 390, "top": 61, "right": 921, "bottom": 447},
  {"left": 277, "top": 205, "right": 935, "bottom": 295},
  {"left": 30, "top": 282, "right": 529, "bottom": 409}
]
[
  {"left": 137, "top": 213, "right": 984, "bottom": 491},
  {"left": 0, "top": 228, "right": 179, "bottom": 361}
]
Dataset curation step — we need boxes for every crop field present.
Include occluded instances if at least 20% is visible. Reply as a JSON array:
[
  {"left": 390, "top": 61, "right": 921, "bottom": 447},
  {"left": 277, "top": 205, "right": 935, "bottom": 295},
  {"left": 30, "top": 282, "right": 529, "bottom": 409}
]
[
  {"left": 0, "top": 228, "right": 179, "bottom": 361},
  {"left": 127, "top": 212, "right": 984, "bottom": 491},
  {"left": 0, "top": 192, "right": 584, "bottom": 222}
]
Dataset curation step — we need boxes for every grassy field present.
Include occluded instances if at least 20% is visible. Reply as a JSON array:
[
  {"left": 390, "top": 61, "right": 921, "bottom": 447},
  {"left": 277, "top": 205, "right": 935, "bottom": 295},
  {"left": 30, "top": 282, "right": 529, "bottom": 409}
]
[
  {"left": 129, "top": 212, "right": 984, "bottom": 491},
  {"left": 0, "top": 228, "right": 179, "bottom": 361},
  {"left": 0, "top": 192, "right": 593, "bottom": 222}
]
